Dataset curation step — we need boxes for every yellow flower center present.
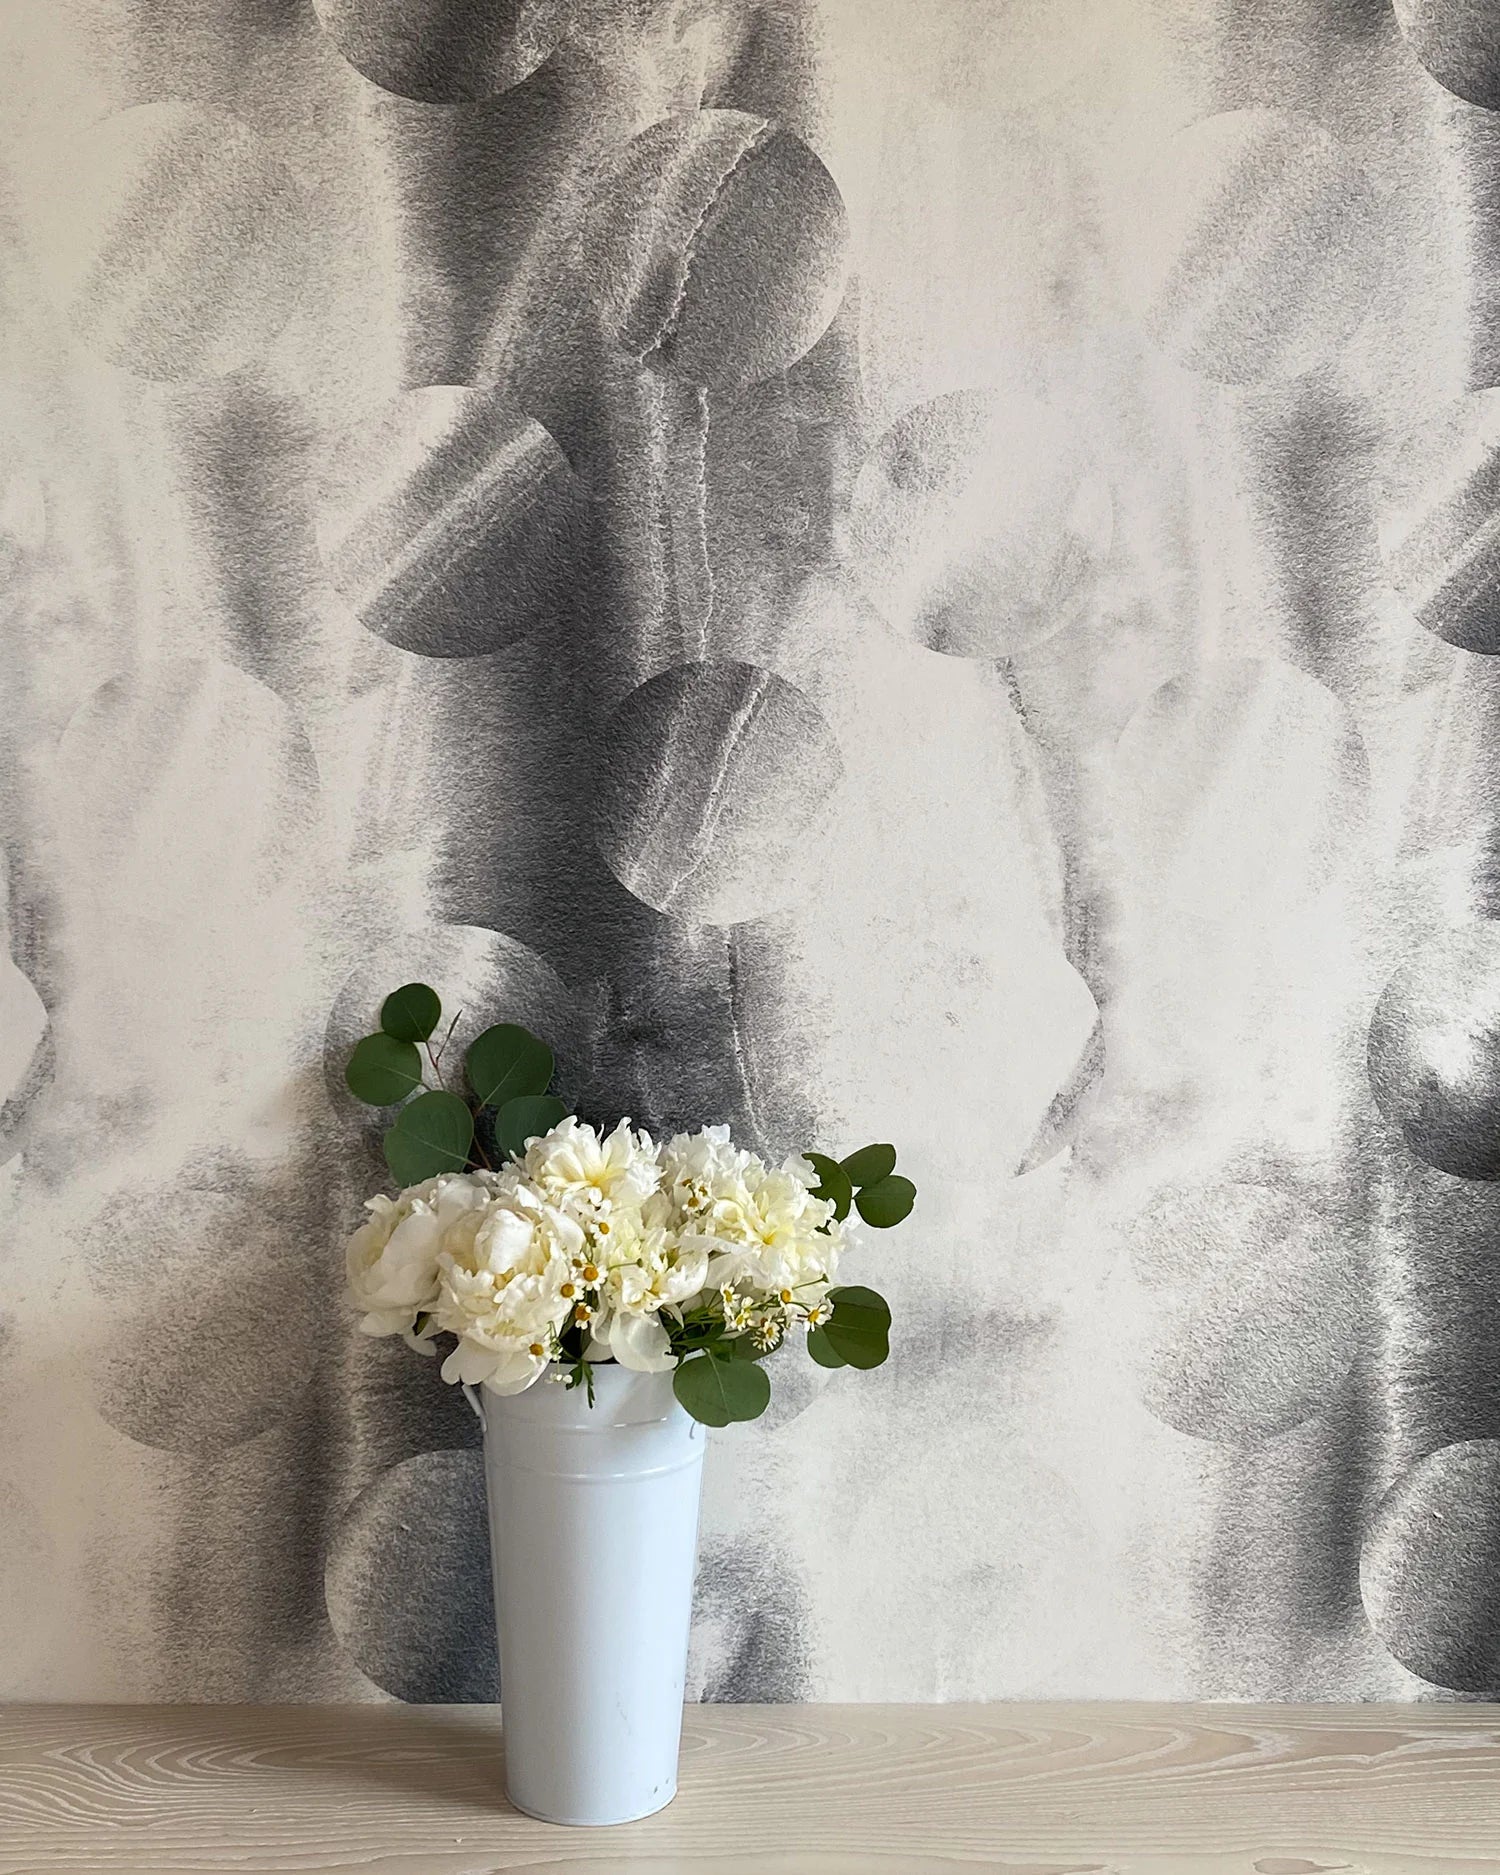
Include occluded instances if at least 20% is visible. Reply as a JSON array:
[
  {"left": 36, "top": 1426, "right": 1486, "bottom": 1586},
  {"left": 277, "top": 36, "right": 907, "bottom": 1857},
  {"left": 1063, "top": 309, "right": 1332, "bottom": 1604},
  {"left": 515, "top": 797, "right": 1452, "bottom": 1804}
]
[
  {"left": 529, "top": 1343, "right": 545, "bottom": 1358},
  {"left": 582, "top": 1264, "right": 599, "bottom": 1283}
]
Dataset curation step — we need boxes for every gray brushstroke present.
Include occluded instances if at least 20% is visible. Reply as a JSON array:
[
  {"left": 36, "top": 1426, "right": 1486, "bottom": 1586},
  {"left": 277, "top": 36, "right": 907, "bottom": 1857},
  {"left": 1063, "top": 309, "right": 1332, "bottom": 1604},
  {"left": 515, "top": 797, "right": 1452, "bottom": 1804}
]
[
  {"left": 1394, "top": 0, "right": 1500, "bottom": 111},
  {"left": 325, "top": 1448, "right": 498, "bottom": 1701},
  {"left": 1362, "top": 1439, "right": 1500, "bottom": 1690},
  {"left": 593, "top": 660, "right": 842, "bottom": 925},
  {"left": 1368, "top": 922, "right": 1500, "bottom": 1180}
]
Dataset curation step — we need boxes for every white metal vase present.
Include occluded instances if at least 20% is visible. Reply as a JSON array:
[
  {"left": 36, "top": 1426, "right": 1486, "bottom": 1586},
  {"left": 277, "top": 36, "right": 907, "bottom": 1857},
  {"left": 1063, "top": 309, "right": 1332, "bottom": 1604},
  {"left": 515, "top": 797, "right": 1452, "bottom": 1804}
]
[{"left": 478, "top": 1362, "right": 707, "bottom": 1826}]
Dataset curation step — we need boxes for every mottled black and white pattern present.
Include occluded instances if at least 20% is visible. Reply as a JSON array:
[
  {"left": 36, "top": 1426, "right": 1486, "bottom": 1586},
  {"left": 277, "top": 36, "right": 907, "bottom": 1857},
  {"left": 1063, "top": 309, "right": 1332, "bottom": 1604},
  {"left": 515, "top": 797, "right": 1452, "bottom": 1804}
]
[
  {"left": 325, "top": 1449, "right": 498, "bottom": 1701},
  {"left": 1369, "top": 924, "right": 1500, "bottom": 1180},
  {"left": 1376, "top": 393, "right": 1500, "bottom": 653},
  {"left": 30, "top": 103, "right": 311, "bottom": 383},
  {"left": 4, "top": 0, "right": 1500, "bottom": 1706},
  {"left": 594, "top": 660, "right": 843, "bottom": 923},
  {"left": 1362, "top": 1440, "right": 1500, "bottom": 1691},
  {"left": 1394, "top": 0, "right": 1500, "bottom": 111},
  {"left": 312, "top": 0, "right": 572, "bottom": 104},
  {"left": 846, "top": 388, "right": 1113, "bottom": 659},
  {"left": 316, "top": 388, "right": 588, "bottom": 656},
  {"left": 1121, "top": 109, "right": 1380, "bottom": 386}
]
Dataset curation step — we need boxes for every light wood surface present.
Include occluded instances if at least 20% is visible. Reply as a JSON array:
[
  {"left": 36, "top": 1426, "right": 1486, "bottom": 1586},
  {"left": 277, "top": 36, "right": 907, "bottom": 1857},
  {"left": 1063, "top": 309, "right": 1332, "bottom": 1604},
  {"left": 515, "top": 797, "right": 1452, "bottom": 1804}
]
[{"left": 2, "top": 1703, "right": 1499, "bottom": 1873}]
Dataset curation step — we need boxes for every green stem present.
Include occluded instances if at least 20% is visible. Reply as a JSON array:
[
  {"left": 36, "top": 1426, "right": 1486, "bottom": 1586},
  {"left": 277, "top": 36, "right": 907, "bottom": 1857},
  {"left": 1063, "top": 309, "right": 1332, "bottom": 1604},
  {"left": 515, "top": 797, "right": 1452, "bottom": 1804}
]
[{"left": 431, "top": 1009, "right": 463, "bottom": 1072}]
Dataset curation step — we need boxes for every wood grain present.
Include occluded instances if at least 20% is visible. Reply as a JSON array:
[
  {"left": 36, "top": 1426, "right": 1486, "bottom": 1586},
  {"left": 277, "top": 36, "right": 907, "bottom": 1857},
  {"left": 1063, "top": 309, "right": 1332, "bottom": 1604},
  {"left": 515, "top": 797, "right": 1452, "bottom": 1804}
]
[{"left": 1, "top": 1704, "right": 1498, "bottom": 1874}]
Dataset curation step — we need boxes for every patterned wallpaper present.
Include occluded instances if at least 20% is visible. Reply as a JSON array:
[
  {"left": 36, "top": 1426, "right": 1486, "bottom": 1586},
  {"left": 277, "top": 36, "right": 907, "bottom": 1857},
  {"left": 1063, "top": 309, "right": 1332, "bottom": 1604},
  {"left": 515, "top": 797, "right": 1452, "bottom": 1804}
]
[{"left": 4, "top": 0, "right": 1500, "bottom": 1702}]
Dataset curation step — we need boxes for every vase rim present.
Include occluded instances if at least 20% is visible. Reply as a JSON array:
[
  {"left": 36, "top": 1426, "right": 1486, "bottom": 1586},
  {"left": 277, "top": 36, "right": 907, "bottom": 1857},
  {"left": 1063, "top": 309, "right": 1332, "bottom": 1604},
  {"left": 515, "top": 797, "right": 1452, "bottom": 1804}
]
[{"left": 483, "top": 1360, "right": 686, "bottom": 1430}]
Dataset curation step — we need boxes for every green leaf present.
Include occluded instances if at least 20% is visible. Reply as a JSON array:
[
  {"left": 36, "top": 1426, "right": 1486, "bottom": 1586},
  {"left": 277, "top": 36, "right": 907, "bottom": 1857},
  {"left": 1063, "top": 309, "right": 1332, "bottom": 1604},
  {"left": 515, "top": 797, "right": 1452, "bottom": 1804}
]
[
  {"left": 822, "top": 1285, "right": 891, "bottom": 1370},
  {"left": 672, "top": 1351, "right": 771, "bottom": 1427},
  {"left": 380, "top": 983, "right": 441, "bottom": 1044},
  {"left": 494, "top": 1094, "right": 568, "bottom": 1158},
  {"left": 805, "top": 1151, "right": 853, "bottom": 1221},
  {"left": 383, "top": 1090, "right": 475, "bottom": 1186},
  {"left": 806, "top": 1325, "right": 848, "bottom": 1369},
  {"left": 840, "top": 1142, "right": 896, "bottom": 1188},
  {"left": 855, "top": 1174, "right": 915, "bottom": 1229},
  {"left": 346, "top": 1033, "right": 424, "bottom": 1106},
  {"left": 466, "top": 1023, "right": 553, "bottom": 1110}
]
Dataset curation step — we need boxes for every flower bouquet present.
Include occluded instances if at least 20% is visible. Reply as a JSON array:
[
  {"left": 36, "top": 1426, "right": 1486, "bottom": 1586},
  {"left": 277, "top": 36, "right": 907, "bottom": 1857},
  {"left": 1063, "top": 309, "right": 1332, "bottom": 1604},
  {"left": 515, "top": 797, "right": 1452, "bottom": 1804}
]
[{"left": 343, "top": 982, "right": 915, "bottom": 1822}]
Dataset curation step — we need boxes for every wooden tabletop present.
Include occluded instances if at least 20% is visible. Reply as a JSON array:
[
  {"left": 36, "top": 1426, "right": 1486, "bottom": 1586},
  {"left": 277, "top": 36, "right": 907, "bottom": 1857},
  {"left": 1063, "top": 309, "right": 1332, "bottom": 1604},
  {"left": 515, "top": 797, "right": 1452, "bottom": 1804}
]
[{"left": 2, "top": 1703, "right": 1498, "bottom": 1873}]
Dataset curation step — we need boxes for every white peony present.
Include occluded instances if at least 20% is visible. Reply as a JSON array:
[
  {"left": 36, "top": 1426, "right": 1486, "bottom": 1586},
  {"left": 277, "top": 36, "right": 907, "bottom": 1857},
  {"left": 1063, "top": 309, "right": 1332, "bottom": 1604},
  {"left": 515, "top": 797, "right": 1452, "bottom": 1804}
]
[
  {"left": 347, "top": 1120, "right": 855, "bottom": 1402},
  {"left": 665, "top": 1138, "right": 841, "bottom": 1301},
  {"left": 657, "top": 1123, "right": 754, "bottom": 1221},
  {"left": 590, "top": 1231, "right": 711, "bottom": 1371},
  {"left": 521, "top": 1116, "right": 660, "bottom": 1218},
  {"left": 345, "top": 1171, "right": 501, "bottom": 1345},
  {"left": 431, "top": 1177, "right": 586, "bottom": 1392}
]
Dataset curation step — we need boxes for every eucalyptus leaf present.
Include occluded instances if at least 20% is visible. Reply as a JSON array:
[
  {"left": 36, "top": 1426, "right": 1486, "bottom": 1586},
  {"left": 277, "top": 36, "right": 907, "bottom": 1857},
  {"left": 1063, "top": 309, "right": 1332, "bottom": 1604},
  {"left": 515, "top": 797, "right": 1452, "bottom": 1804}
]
[
  {"left": 494, "top": 1094, "right": 568, "bottom": 1158},
  {"left": 383, "top": 1126, "right": 441, "bottom": 1188},
  {"left": 806, "top": 1325, "right": 848, "bottom": 1369},
  {"left": 805, "top": 1150, "right": 853, "bottom": 1221},
  {"left": 840, "top": 1142, "right": 896, "bottom": 1188},
  {"left": 672, "top": 1351, "right": 771, "bottom": 1427},
  {"left": 380, "top": 982, "right": 441, "bottom": 1044},
  {"left": 855, "top": 1174, "right": 915, "bottom": 1229},
  {"left": 383, "top": 1090, "right": 474, "bottom": 1186},
  {"left": 346, "top": 1033, "right": 424, "bottom": 1106},
  {"left": 466, "top": 1023, "right": 554, "bottom": 1110},
  {"left": 822, "top": 1284, "right": 891, "bottom": 1370}
]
